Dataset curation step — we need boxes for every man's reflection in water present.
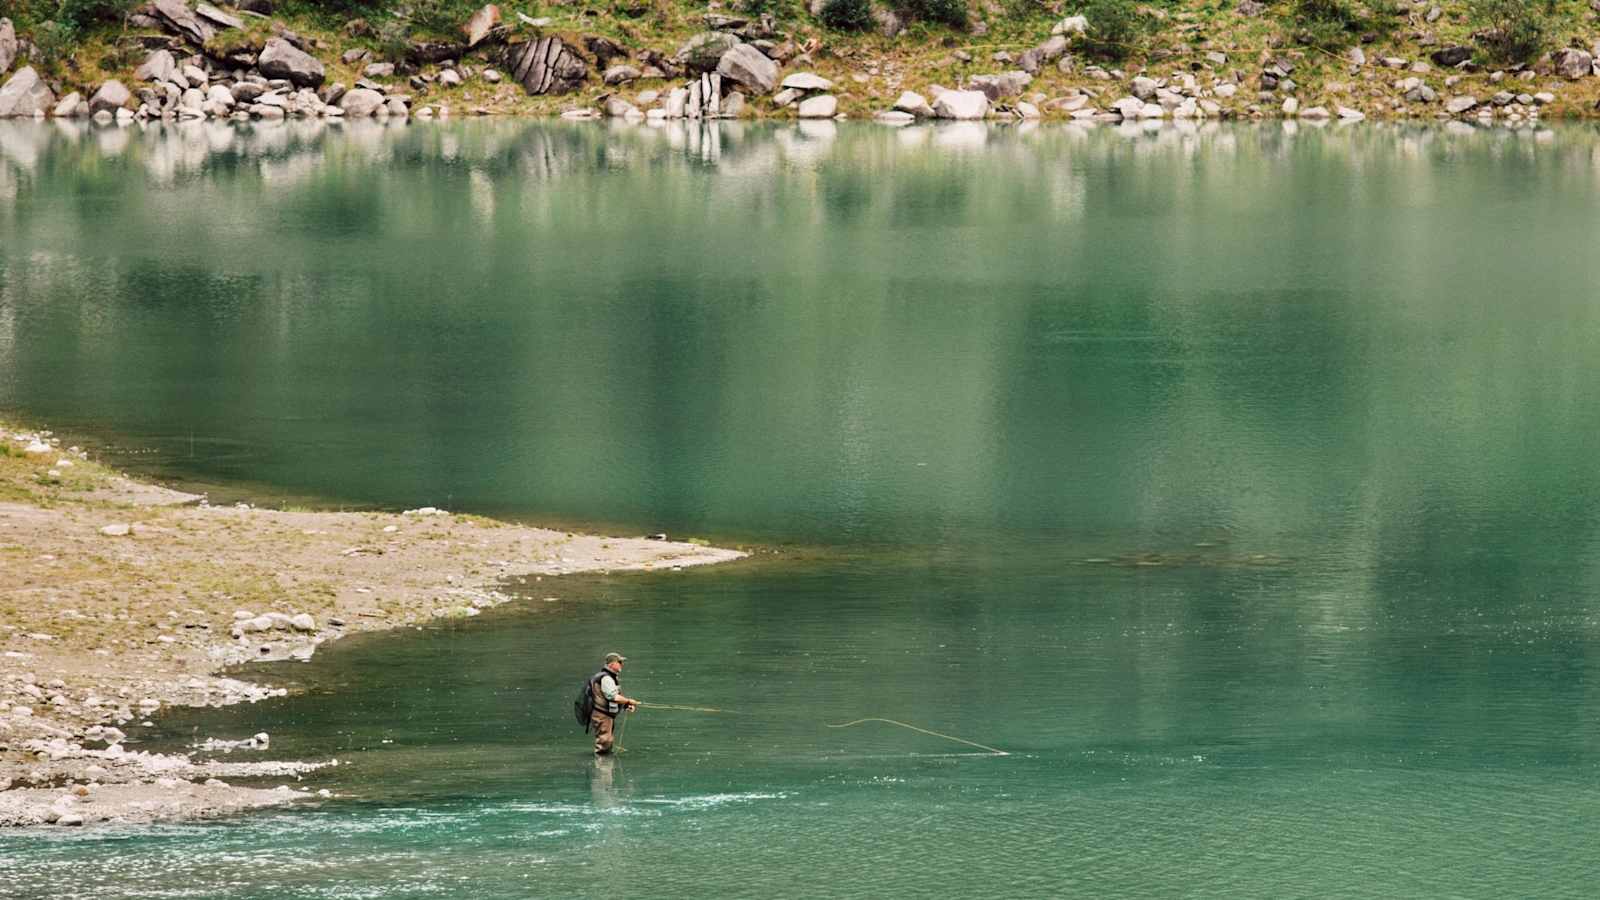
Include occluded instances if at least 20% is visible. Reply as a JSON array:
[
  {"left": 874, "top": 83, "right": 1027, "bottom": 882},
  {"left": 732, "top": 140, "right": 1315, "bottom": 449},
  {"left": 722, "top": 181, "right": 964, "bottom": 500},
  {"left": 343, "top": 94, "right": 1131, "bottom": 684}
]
[{"left": 590, "top": 754, "right": 620, "bottom": 810}]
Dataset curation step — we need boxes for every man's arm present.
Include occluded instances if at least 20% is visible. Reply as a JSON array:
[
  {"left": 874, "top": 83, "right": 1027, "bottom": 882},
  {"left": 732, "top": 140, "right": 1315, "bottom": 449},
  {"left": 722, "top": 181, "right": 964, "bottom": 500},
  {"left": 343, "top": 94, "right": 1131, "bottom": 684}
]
[{"left": 601, "top": 674, "right": 638, "bottom": 710}]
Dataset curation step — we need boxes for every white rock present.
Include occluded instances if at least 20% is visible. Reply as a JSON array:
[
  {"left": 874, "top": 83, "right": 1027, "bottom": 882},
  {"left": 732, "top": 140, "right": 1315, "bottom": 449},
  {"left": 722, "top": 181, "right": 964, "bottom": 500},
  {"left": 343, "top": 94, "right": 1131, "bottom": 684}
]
[
  {"left": 289, "top": 614, "right": 316, "bottom": 632},
  {"left": 99, "top": 524, "right": 131, "bottom": 537},
  {"left": 892, "top": 91, "right": 934, "bottom": 117},
  {"left": 797, "top": 94, "right": 837, "bottom": 118},
  {"left": 781, "top": 72, "right": 833, "bottom": 92},
  {"left": 1052, "top": 15, "right": 1088, "bottom": 36},
  {"left": 1445, "top": 95, "right": 1478, "bottom": 115},
  {"left": 1282, "top": 96, "right": 1299, "bottom": 116},
  {"left": 1016, "top": 101, "right": 1040, "bottom": 119},
  {"left": 932, "top": 90, "right": 989, "bottom": 120},
  {"left": 664, "top": 87, "right": 689, "bottom": 117},
  {"left": 1336, "top": 105, "right": 1365, "bottom": 120}
]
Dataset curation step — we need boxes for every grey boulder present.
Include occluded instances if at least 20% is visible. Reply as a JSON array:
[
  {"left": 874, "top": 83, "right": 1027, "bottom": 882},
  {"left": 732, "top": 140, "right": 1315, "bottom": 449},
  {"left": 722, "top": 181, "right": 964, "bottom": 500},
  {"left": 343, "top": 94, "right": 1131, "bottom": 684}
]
[
  {"left": 967, "top": 71, "right": 1031, "bottom": 101},
  {"left": 0, "top": 66, "right": 55, "bottom": 118},
  {"left": 796, "top": 94, "right": 837, "bottom": 118},
  {"left": 932, "top": 89, "right": 988, "bottom": 120},
  {"left": 676, "top": 32, "right": 740, "bottom": 74},
  {"left": 0, "top": 18, "right": 16, "bottom": 75},
  {"left": 506, "top": 36, "right": 589, "bottom": 95},
  {"left": 257, "top": 37, "right": 326, "bottom": 88},
  {"left": 338, "top": 87, "right": 386, "bottom": 117},
  {"left": 1553, "top": 48, "right": 1593, "bottom": 80},
  {"left": 135, "top": 49, "right": 176, "bottom": 83},
  {"left": 780, "top": 72, "right": 832, "bottom": 92},
  {"left": 715, "top": 43, "right": 778, "bottom": 95},
  {"left": 89, "top": 80, "right": 132, "bottom": 113}
]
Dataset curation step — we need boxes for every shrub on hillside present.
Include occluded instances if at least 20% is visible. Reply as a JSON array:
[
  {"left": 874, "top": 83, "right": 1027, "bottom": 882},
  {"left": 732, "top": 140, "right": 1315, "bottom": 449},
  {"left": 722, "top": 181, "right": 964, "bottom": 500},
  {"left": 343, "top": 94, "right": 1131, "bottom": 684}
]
[
  {"left": 820, "top": 0, "right": 875, "bottom": 30},
  {"left": 1078, "top": 0, "right": 1153, "bottom": 60},
  {"left": 1469, "top": 0, "right": 1555, "bottom": 64},
  {"left": 899, "top": 0, "right": 967, "bottom": 28},
  {"left": 1292, "top": 0, "right": 1361, "bottom": 49}
]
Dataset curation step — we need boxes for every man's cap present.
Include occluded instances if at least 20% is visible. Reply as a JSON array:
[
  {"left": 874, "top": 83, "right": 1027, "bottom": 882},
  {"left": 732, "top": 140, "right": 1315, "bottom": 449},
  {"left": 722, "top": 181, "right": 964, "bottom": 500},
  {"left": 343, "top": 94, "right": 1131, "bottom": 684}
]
[{"left": 604, "top": 652, "right": 627, "bottom": 664}]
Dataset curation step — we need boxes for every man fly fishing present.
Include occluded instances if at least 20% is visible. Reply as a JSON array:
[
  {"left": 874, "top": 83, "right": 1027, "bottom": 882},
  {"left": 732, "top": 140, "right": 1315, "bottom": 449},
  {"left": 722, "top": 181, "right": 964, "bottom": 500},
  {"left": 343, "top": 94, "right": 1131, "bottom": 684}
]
[{"left": 578, "top": 652, "right": 638, "bottom": 755}]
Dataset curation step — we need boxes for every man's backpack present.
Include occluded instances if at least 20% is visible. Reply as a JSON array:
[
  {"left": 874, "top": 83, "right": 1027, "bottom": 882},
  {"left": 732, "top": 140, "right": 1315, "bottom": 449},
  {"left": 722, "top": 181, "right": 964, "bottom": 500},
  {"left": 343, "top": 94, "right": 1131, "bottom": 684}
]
[{"left": 574, "top": 674, "right": 596, "bottom": 732}]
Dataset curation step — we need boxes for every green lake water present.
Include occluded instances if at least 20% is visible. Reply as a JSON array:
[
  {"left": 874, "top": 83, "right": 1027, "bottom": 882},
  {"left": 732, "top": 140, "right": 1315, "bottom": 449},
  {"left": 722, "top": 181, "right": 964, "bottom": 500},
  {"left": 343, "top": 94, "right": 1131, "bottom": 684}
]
[{"left": 3, "top": 119, "right": 1600, "bottom": 897}]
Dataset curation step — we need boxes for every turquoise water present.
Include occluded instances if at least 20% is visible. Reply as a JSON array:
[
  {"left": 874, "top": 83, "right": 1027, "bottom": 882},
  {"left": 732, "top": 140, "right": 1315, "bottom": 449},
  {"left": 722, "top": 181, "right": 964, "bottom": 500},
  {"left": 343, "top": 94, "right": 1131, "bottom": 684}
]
[{"left": 4, "top": 120, "right": 1600, "bottom": 897}]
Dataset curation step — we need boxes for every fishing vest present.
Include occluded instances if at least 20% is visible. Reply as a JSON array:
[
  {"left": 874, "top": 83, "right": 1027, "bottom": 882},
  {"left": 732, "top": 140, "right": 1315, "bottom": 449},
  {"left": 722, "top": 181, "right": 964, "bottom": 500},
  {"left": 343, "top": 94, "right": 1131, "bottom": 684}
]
[{"left": 589, "top": 669, "right": 622, "bottom": 718}]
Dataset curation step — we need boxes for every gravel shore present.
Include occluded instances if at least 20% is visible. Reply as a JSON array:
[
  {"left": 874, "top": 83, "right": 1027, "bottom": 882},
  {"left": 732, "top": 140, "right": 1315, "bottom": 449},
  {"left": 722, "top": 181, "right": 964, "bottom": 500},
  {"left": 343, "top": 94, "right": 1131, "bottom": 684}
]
[{"left": 0, "top": 422, "right": 745, "bottom": 827}]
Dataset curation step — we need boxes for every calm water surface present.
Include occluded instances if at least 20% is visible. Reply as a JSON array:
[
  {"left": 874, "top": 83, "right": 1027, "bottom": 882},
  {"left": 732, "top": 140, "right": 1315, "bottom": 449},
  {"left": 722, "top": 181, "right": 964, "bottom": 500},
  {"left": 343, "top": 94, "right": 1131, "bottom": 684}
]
[{"left": 2, "top": 120, "right": 1600, "bottom": 897}]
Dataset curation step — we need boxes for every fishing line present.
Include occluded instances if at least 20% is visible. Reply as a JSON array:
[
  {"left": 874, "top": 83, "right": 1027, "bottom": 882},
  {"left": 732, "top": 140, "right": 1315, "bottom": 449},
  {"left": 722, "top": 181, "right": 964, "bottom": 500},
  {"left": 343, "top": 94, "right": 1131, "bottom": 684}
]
[
  {"left": 824, "top": 718, "right": 1010, "bottom": 757},
  {"left": 635, "top": 704, "right": 1010, "bottom": 757}
]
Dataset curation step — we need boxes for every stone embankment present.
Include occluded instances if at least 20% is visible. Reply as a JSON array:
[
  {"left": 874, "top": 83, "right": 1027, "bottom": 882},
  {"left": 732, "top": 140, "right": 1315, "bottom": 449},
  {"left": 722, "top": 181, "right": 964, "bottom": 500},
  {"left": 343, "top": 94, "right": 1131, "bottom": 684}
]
[
  {"left": 3, "top": 4, "right": 1600, "bottom": 125},
  {"left": 0, "top": 424, "right": 746, "bottom": 826}
]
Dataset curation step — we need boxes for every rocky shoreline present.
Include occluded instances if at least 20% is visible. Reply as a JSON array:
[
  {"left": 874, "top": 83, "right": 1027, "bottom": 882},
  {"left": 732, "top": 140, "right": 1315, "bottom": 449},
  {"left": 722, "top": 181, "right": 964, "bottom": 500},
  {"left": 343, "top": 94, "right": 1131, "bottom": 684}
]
[
  {"left": 0, "top": 422, "right": 746, "bottom": 827},
  {"left": 4, "top": 3, "right": 1600, "bottom": 129}
]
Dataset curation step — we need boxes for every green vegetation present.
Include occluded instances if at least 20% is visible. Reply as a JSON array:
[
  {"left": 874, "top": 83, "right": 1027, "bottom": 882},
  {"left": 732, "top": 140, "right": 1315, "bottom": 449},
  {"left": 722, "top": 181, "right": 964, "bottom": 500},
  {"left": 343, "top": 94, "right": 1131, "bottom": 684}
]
[
  {"left": 820, "top": 0, "right": 875, "bottom": 31},
  {"left": 1078, "top": 0, "right": 1155, "bottom": 60},
  {"left": 1469, "top": 0, "right": 1556, "bottom": 64},
  {"left": 900, "top": 0, "right": 968, "bottom": 28}
]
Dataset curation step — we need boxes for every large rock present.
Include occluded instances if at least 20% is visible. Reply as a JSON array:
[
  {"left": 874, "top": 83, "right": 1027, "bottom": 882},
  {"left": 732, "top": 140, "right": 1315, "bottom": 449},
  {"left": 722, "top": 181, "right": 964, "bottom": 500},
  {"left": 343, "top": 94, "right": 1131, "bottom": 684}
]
[
  {"left": 338, "top": 87, "right": 385, "bottom": 117},
  {"left": 52, "top": 92, "right": 85, "bottom": 117},
  {"left": 1429, "top": 46, "right": 1472, "bottom": 68},
  {"left": 1553, "top": 48, "right": 1593, "bottom": 80},
  {"left": 781, "top": 72, "right": 832, "bottom": 92},
  {"left": 1018, "top": 35, "right": 1068, "bottom": 74},
  {"left": 603, "top": 65, "right": 641, "bottom": 86},
  {"left": 796, "top": 94, "right": 837, "bottom": 118},
  {"left": 932, "top": 89, "right": 988, "bottom": 120},
  {"left": 716, "top": 43, "right": 778, "bottom": 94},
  {"left": 1444, "top": 95, "right": 1477, "bottom": 115},
  {"left": 663, "top": 86, "right": 688, "bottom": 117},
  {"left": 195, "top": 3, "right": 243, "bottom": 30},
  {"left": 152, "top": 0, "right": 214, "bottom": 45},
  {"left": 506, "top": 37, "right": 589, "bottom": 95},
  {"left": 89, "top": 80, "right": 131, "bottom": 113},
  {"left": 967, "top": 71, "right": 1031, "bottom": 101},
  {"left": 676, "top": 32, "right": 740, "bottom": 74},
  {"left": 892, "top": 90, "right": 934, "bottom": 117},
  {"left": 462, "top": 4, "right": 501, "bottom": 48},
  {"left": 0, "top": 18, "right": 17, "bottom": 75},
  {"left": 0, "top": 66, "right": 55, "bottom": 118},
  {"left": 602, "top": 95, "right": 640, "bottom": 118},
  {"left": 257, "top": 37, "right": 325, "bottom": 88}
]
